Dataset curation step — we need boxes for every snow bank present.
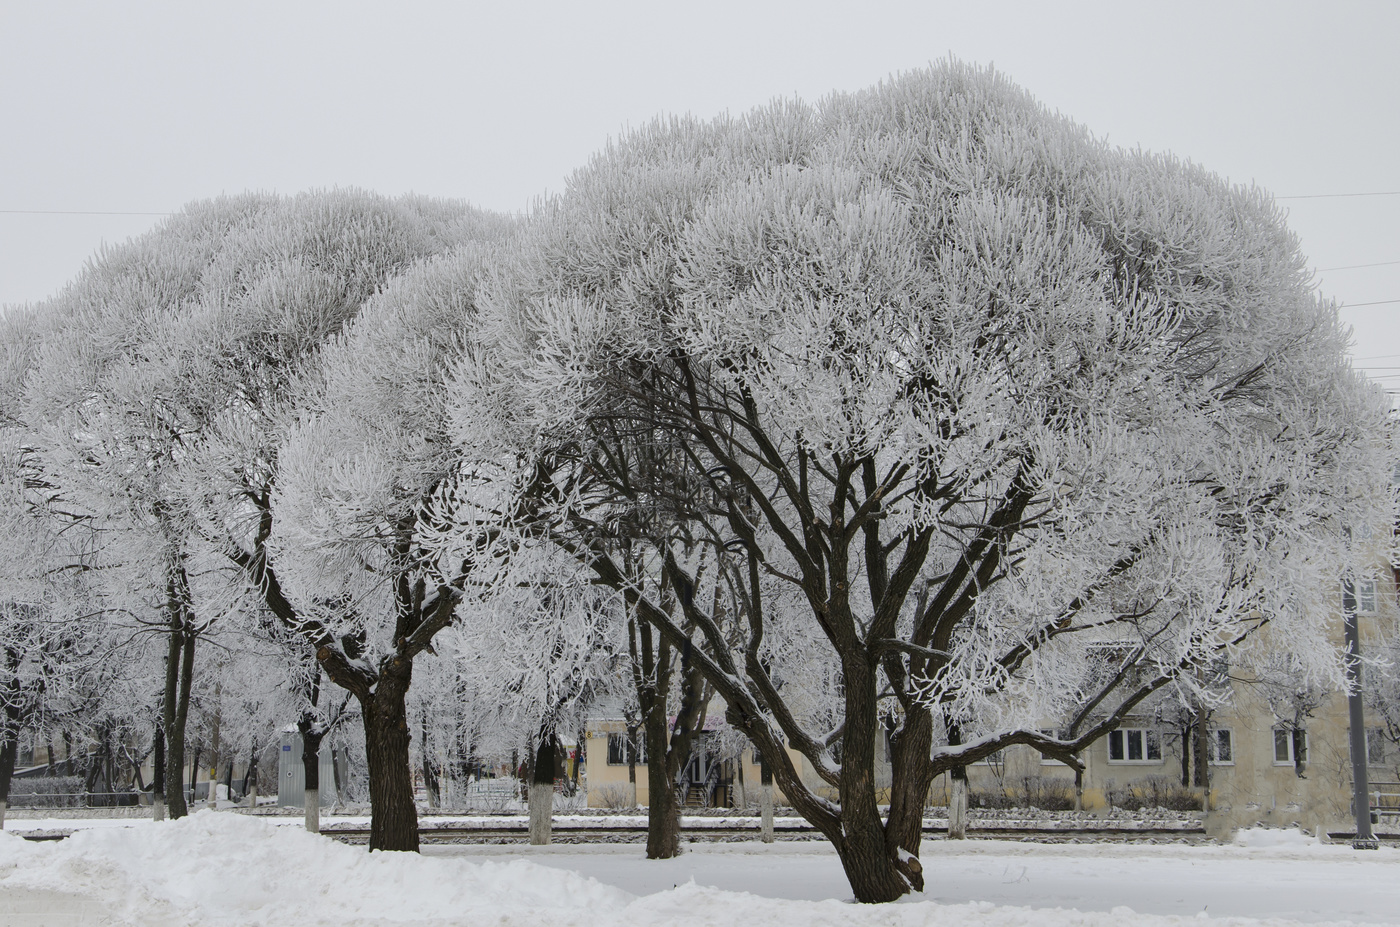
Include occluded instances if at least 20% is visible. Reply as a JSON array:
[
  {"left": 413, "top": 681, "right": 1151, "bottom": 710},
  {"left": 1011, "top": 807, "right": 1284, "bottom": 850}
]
[
  {"left": 0, "top": 812, "right": 1385, "bottom": 926},
  {"left": 0, "top": 811, "right": 627, "bottom": 926},
  {"left": 1234, "top": 827, "right": 1320, "bottom": 848}
]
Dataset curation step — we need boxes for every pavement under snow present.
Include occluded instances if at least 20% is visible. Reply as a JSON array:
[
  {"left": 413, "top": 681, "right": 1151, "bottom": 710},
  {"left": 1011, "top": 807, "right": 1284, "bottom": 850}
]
[{"left": 2, "top": 811, "right": 1397, "bottom": 926}]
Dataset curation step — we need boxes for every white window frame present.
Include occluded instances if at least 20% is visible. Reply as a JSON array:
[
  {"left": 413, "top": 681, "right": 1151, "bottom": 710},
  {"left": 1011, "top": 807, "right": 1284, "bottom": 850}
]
[
  {"left": 1107, "top": 728, "right": 1162, "bottom": 764},
  {"left": 1273, "top": 728, "right": 1307, "bottom": 765},
  {"left": 971, "top": 747, "right": 1006, "bottom": 767},
  {"left": 1356, "top": 579, "right": 1378, "bottom": 614},
  {"left": 1207, "top": 728, "right": 1233, "bottom": 766}
]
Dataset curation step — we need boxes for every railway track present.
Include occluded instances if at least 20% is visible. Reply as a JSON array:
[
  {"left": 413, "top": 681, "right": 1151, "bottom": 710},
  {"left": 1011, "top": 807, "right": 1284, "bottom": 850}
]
[
  {"left": 317, "top": 821, "right": 1211, "bottom": 844},
  {"left": 13, "top": 818, "right": 1218, "bottom": 843}
]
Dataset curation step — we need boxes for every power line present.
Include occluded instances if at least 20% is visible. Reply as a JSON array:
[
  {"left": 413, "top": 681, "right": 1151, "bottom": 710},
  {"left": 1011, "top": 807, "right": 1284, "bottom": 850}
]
[
  {"left": 1342, "top": 299, "right": 1400, "bottom": 308},
  {"left": 0, "top": 209, "right": 172, "bottom": 216},
  {"left": 1277, "top": 191, "right": 1400, "bottom": 200},
  {"left": 1318, "top": 260, "right": 1400, "bottom": 272}
]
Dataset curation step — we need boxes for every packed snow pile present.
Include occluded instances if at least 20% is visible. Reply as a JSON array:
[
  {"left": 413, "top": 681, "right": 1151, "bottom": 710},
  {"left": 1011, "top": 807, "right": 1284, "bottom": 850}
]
[{"left": 0, "top": 812, "right": 1388, "bottom": 927}]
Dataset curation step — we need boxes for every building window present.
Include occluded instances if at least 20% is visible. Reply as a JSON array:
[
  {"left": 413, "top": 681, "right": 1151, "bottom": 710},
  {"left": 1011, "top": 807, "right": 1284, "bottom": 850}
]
[
  {"left": 1273, "top": 728, "right": 1307, "bottom": 765},
  {"left": 1107, "top": 728, "right": 1161, "bottom": 763},
  {"left": 1039, "top": 729, "right": 1070, "bottom": 765},
  {"left": 1356, "top": 579, "right": 1378, "bottom": 614},
  {"left": 1203, "top": 729, "right": 1233, "bottom": 765},
  {"left": 606, "top": 732, "right": 646, "bottom": 766},
  {"left": 1366, "top": 729, "right": 1387, "bottom": 766},
  {"left": 971, "top": 748, "right": 1006, "bottom": 767}
]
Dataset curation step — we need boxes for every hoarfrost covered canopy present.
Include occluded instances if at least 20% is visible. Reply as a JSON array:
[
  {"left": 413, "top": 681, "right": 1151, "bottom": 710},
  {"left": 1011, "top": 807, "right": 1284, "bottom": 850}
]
[{"left": 441, "top": 63, "right": 1389, "bottom": 901}]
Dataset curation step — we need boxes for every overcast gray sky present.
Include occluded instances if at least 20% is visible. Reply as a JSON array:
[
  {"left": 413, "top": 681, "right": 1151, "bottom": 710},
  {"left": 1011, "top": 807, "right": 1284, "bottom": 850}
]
[{"left": 3, "top": 1, "right": 1396, "bottom": 380}]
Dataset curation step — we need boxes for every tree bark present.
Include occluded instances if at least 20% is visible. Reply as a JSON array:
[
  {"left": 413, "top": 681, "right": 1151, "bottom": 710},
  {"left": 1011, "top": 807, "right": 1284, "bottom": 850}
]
[
  {"left": 643, "top": 708, "right": 681, "bottom": 858},
  {"left": 359, "top": 656, "right": 418, "bottom": 852},
  {"left": 0, "top": 728, "right": 16, "bottom": 830},
  {"left": 421, "top": 709, "right": 439, "bottom": 809},
  {"left": 242, "top": 743, "right": 258, "bottom": 809},
  {"left": 162, "top": 621, "right": 195, "bottom": 819},
  {"left": 948, "top": 769, "right": 968, "bottom": 839},
  {"left": 884, "top": 708, "right": 934, "bottom": 875},
  {"left": 759, "top": 755, "right": 774, "bottom": 843},
  {"left": 833, "top": 654, "right": 912, "bottom": 903},
  {"left": 152, "top": 726, "right": 166, "bottom": 821},
  {"left": 299, "top": 718, "right": 324, "bottom": 833},
  {"left": 529, "top": 731, "right": 555, "bottom": 846}
]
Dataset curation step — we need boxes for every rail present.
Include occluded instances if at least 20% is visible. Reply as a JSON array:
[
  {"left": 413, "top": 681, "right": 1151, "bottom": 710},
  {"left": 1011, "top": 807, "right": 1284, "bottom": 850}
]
[{"left": 15, "top": 818, "right": 1210, "bottom": 843}]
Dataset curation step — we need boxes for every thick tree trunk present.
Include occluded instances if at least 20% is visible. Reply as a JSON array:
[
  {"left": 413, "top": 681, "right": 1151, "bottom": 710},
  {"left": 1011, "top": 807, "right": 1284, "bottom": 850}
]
[
  {"left": 835, "top": 656, "right": 911, "bottom": 903},
  {"left": 758, "top": 750, "right": 775, "bottom": 842},
  {"left": 0, "top": 729, "right": 16, "bottom": 830},
  {"left": 948, "top": 770, "right": 968, "bottom": 839},
  {"left": 529, "top": 732, "right": 556, "bottom": 846},
  {"left": 152, "top": 726, "right": 166, "bottom": 821},
  {"left": 644, "top": 709, "right": 681, "bottom": 858},
  {"left": 360, "top": 660, "right": 418, "bottom": 852},
  {"left": 299, "top": 720, "right": 324, "bottom": 833},
  {"left": 884, "top": 708, "right": 934, "bottom": 877}
]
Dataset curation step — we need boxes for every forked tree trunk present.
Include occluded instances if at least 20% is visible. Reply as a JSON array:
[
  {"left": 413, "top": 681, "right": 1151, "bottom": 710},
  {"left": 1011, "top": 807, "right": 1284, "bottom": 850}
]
[
  {"left": 360, "top": 659, "right": 418, "bottom": 852},
  {"left": 529, "top": 732, "right": 555, "bottom": 846},
  {"left": 833, "top": 656, "right": 910, "bottom": 904},
  {"left": 163, "top": 625, "right": 195, "bottom": 819}
]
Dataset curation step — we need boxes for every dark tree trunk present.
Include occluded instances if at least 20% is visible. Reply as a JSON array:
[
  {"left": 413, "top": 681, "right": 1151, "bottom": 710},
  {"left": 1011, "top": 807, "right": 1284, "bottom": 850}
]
[
  {"left": 360, "top": 657, "right": 418, "bottom": 852},
  {"left": 883, "top": 707, "right": 933, "bottom": 883},
  {"left": 421, "top": 709, "right": 439, "bottom": 808},
  {"left": 1, "top": 678, "right": 20, "bottom": 819},
  {"left": 332, "top": 744, "right": 346, "bottom": 805},
  {"left": 1179, "top": 719, "right": 1193, "bottom": 787},
  {"left": 1194, "top": 709, "right": 1211, "bottom": 799},
  {"left": 529, "top": 729, "right": 556, "bottom": 845},
  {"left": 152, "top": 726, "right": 166, "bottom": 819},
  {"left": 188, "top": 742, "right": 201, "bottom": 799},
  {"left": 643, "top": 708, "right": 681, "bottom": 858},
  {"left": 833, "top": 654, "right": 911, "bottom": 904},
  {"left": 241, "top": 742, "right": 257, "bottom": 798},
  {"left": 625, "top": 720, "right": 638, "bottom": 800},
  {"left": 299, "top": 716, "right": 324, "bottom": 833},
  {"left": 163, "top": 620, "right": 195, "bottom": 819},
  {"left": 0, "top": 729, "right": 16, "bottom": 815}
]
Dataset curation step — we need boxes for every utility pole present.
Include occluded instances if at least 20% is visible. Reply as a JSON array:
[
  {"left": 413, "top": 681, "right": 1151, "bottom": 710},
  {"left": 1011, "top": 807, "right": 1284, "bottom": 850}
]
[{"left": 1342, "top": 525, "right": 1378, "bottom": 849}]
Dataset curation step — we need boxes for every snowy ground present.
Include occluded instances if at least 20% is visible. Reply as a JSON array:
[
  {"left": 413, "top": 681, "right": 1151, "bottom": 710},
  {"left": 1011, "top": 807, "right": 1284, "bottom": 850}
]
[{"left": 2, "top": 812, "right": 1397, "bottom": 926}]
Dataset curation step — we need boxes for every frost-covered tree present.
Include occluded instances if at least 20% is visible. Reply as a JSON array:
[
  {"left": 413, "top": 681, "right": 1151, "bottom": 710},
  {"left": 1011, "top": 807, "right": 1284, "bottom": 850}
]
[
  {"left": 22, "top": 190, "right": 476, "bottom": 821},
  {"left": 449, "top": 556, "right": 625, "bottom": 843},
  {"left": 444, "top": 64, "right": 1387, "bottom": 901},
  {"left": 270, "top": 222, "right": 516, "bottom": 851}
]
